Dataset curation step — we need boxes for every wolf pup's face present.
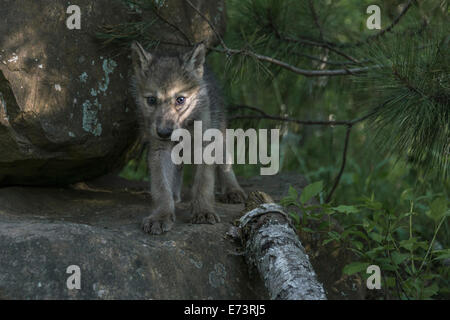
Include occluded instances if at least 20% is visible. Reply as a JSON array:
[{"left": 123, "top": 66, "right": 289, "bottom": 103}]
[{"left": 131, "top": 42, "right": 207, "bottom": 140}]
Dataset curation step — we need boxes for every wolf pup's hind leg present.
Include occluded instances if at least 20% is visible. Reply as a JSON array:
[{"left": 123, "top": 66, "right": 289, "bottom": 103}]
[
  {"left": 172, "top": 164, "right": 183, "bottom": 203},
  {"left": 190, "top": 163, "right": 220, "bottom": 224},
  {"left": 216, "top": 133, "right": 247, "bottom": 203},
  {"left": 217, "top": 163, "right": 247, "bottom": 203}
]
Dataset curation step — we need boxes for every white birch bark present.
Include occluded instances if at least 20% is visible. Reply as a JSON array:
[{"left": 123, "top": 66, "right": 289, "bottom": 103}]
[{"left": 239, "top": 203, "right": 326, "bottom": 300}]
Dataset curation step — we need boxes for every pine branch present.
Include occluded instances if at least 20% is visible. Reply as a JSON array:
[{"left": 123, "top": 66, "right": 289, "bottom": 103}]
[
  {"left": 212, "top": 47, "right": 370, "bottom": 76},
  {"left": 339, "top": 0, "right": 415, "bottom": 48},
  {"left": 230, "top": 104, "right": 382, "bottom": 201},
  {"left": 151, "top": 5, "right": 192, "bottom": 46},
  {"left": 291, "top": 52, "right": 364, "bottom": 66},
  {"left": 326, "top": 125, "right": 352, "bottom": 202},
  {"left": 272, "top": 31, "right": 361, "bottom": 64},
  {"left": 185, "top": 0, "right": 370, "bottom": 77},
  {"left": 391, "top": 66, "right": 447, "bottom": 107},
  {"left": 308, "top": 0, "right": 324, "bottom": 42},
  {"left": 185, "top": 0, "right": 227, "bottom": 49},
  {"left": 361, "top": 31, "right": 449, "bottom": 178},
  {"left": 229, "top": 104, "right": 375, "bottom": 126}
]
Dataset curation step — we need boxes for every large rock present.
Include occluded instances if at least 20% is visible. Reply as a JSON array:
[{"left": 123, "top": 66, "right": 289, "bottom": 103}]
[
  {"left": 0, "top": 0, "right": 138, "bottom": 186},
  {"left": 0, "top": 0, "right": 226, "bottom": 186},
  {"left": 0, "top": 175, "right": 273, "bottom": 300},
  {"left": 0, "top": 174, "right": 364, "bottom": 300}
]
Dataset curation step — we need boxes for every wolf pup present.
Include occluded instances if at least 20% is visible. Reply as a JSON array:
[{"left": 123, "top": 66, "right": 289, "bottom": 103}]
[{"left": 131, "top": 42, "right": 247, "bottom": 235}]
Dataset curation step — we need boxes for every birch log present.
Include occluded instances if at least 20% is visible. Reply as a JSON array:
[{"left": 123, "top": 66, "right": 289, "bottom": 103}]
[{"left": 239, "top": 193, "right": 327, "bottom": 300}]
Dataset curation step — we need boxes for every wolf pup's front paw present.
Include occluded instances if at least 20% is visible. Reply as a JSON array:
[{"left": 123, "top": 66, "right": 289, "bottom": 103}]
[
  {"left": 190, "top": 202, "right": 220, "bottom": 224},
  {"left": 142, "top": 213, "right": 174, "bottom": 235},
  {"left": 190, "top": 198, "right": 220, "bottom": 224},
  {"left": 190, "top": 210, "right": 221, "bottom": 224},
  {"left": 220, "top": 189, "right": 247, "bottom": 204}
]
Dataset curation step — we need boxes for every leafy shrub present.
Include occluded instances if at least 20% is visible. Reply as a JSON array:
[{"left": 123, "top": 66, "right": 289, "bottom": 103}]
[{"left": 281, "top": 182, "right": 449, "bottom": 299}]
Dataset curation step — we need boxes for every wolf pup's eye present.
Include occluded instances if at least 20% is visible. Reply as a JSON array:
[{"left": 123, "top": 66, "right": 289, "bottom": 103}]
[
  {"left": 147, "top": 96, "right": 157, "bottom": 106},
  {"left": 176, "top": 96, "right": 186, "bottom": 106}
]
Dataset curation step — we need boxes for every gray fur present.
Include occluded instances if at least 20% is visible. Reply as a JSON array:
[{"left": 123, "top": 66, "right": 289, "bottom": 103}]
[{"left": 131, "top": 42, "right": 246, "bottom": 235}]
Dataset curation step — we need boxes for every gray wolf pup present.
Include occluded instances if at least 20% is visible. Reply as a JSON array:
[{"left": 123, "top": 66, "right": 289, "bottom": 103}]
[{"left": 131, "top": 42, "right": 246, "bottom": 235}]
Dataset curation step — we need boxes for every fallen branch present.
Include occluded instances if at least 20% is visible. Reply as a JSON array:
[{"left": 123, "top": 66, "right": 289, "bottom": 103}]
[{"left": 239, "top": 194, "right": 327, "bottom": 300}]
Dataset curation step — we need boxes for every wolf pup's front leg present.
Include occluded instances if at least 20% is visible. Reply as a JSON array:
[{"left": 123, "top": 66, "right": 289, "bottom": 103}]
[{"left": 142, "top": 146, "right": 176, "bottom": 234}]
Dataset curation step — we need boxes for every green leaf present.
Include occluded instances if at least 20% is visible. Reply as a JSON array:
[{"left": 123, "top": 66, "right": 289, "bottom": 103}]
[
  {"left": 422, "top": 283, "right": 439, "bottom": 299},
  {"left": 327, "top": 231, "right": 341, "bottom": 240},
  {"left": 287, "top": 185, "right": 298, "bottom": 199},
  {"left": 343, "top": 262, "right": 370, "bottom": 275},
  {"left": 400, "top": 239, "right": 414, "bottom": 251},
  {"left": 347, "top": 230, "right": 369, "bottom": 241},
  {"left": 368, "top": 232, "right": 384, "bottom": 243},
  {"left": 280, "top": 186, "right": 300, "bottom": 207},
  {"left": 366, "top": 246, "right": 385, "bottom": 259},
  {"left": 399, "top": 238, "right": 427, "bottom": 251},
  {"left": 288, "top": 212, "right": 300, "bottom": 226},
  {"left": 385, "top": 276, "right": 396, "bottom": 288},
  {"left": 352, "top": 240, "right": 364, "bottom": 251},
  {"left": 381, "top": 263, "right": 397, "bottom": 272},
  {"left": 333, "top": 205, "right": 359, "bottom": 215},
  {"left": 433, "top": 249, "right": 450, "bottom": 261},
  {"left": 427, "top": 197, "right": 448, "bottom": 223},
  {"left": 362, "top": 197, "right": 383, "bottom": 210},
  {"left": 391, "top": 252, "right": 409, "bottom": 265},
  {"left": 400, "top": 188, "right": 414, "bottom": 202},
  {"left": 300, "top": 181, "right": 323, "bottom": 204},
  {"left": 322, "top": 238, "right": 335, "bottom": 245}
]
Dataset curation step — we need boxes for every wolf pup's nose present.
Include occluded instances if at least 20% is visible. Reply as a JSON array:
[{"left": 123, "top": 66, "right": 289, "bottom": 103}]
[{"left": 156, "top": 127, "right": 173, "bottom": 139}]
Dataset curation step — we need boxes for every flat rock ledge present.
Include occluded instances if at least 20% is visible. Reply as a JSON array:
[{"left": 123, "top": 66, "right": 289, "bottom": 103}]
[{"left": 0, "top": 174, "right": 363, "bottom": 299}]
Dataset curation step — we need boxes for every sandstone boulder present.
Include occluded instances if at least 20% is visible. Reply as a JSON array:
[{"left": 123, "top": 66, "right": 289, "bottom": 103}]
[
  {"left": 0, "top": 0, "right": 139, "bottom": 186},
  {"left": 0, "top": 0, "right": 226, "bottom": 186}
]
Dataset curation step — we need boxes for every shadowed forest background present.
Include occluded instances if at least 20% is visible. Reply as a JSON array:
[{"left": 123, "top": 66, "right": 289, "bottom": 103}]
[{"left": 101, "top": 0, "right": 449, "bottom": 300}]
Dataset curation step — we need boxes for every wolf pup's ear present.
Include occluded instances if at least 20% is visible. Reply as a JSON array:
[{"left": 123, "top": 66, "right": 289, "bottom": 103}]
[
  {"left": 183, "top": 43, "right": 206, "bottom": 78},
  {"left": 131, "top": 41, "right": 153, "bottom": 76}
]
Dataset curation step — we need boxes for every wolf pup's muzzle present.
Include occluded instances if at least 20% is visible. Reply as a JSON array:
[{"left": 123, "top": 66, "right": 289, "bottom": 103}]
[{"left": 156, "top": 126, "right": 174, "bottom": 139}]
